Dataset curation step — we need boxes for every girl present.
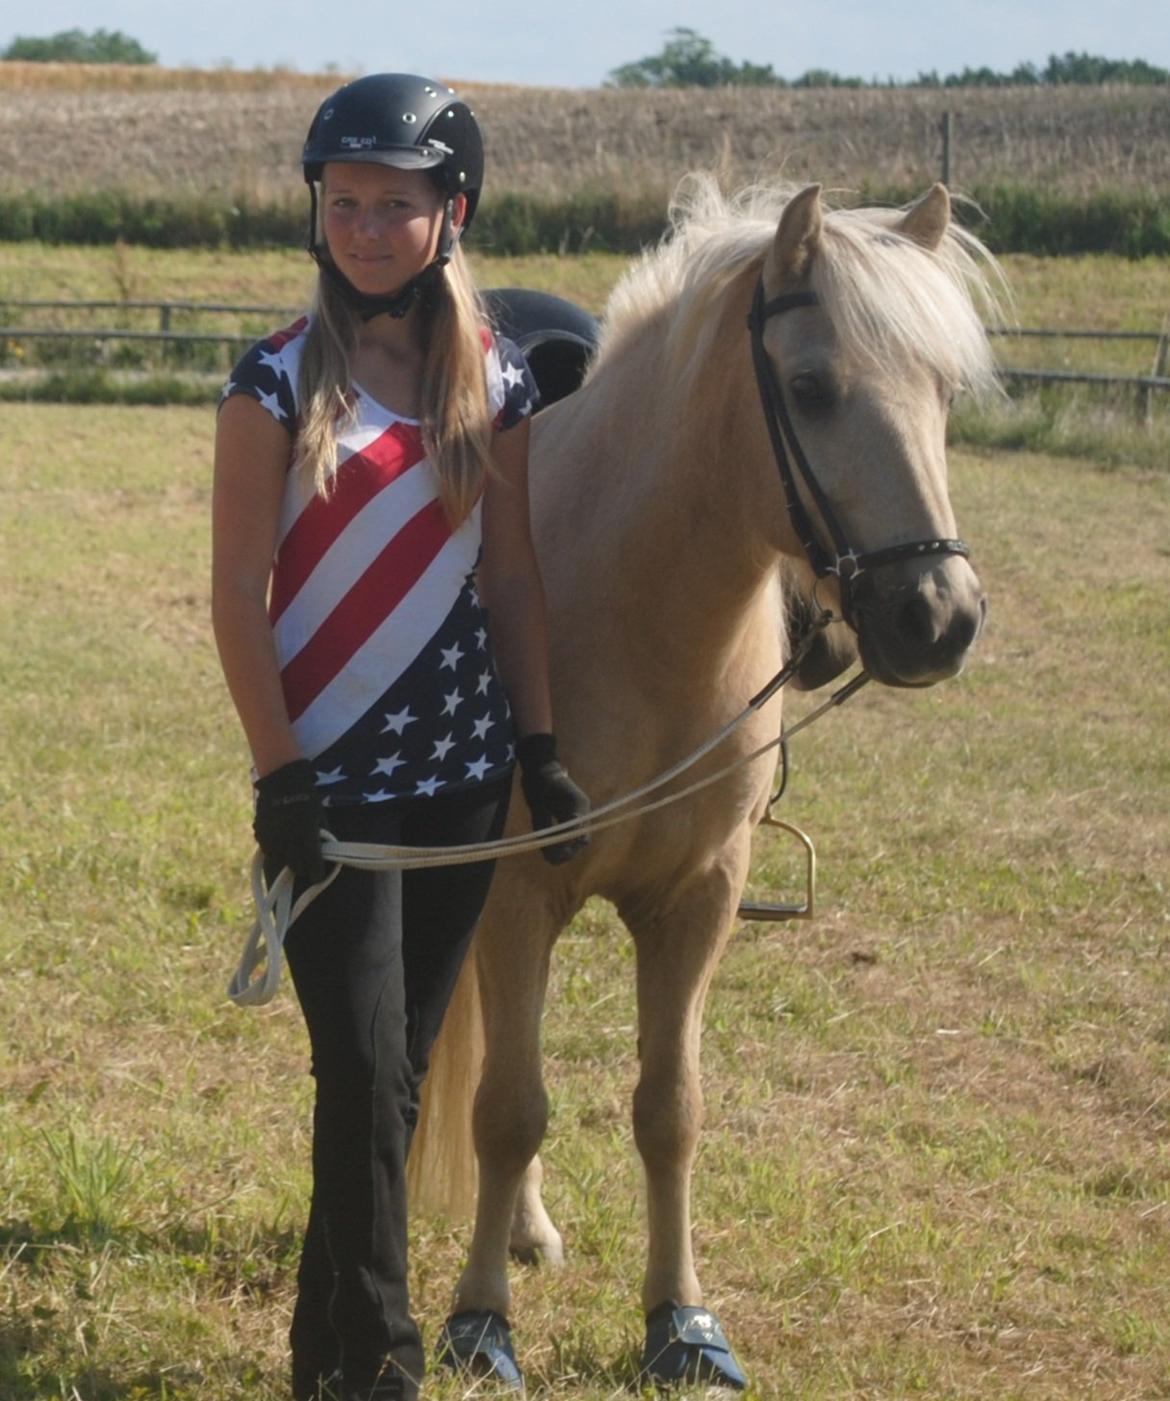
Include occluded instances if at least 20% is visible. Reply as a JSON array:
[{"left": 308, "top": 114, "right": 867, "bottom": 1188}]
[{"left": 211, "top": 73, "right": 588, "bottom": 1401}]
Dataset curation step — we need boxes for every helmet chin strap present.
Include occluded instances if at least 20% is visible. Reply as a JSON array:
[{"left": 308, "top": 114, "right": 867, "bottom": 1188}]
[
  {"left": 307, "top": 190, "right": 458, "bottom": 322},
  {"left": 313, "top": 253, "right": 443, "bottom": 321}
]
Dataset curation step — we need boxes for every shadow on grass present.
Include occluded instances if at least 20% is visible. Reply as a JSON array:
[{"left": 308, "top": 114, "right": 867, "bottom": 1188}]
[
  {"left": 1, "top": 1216, "right": 298, "bottom": 1397},
  {"left": 0, "top": 1294, "right": 207, "bottom": 1401},
  {"left": 1, "top": 1214, "right": 300, "bottom": 1265},
  {"left": 543, "top": 1329, "right": 650, "bottom": 1393}
]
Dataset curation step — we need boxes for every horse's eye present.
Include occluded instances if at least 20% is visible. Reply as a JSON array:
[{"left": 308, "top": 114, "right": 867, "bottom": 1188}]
[{"left": 789, "top": 372, "right": 834, "bottom": 410}]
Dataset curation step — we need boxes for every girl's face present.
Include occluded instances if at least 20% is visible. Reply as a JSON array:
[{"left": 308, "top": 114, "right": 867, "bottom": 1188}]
[{"left": 321, "top": 163, "right": 463, "bottom": 296}]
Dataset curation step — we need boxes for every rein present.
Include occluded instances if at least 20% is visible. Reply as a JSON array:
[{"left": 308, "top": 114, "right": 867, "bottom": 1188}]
[{"left": 746, "top": 281, "right": 970, "bottom": 624}]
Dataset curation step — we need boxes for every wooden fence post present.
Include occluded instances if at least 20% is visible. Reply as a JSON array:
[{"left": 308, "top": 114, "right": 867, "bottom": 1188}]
[
  {"left": 940, "top": 111, "right": 954, "bottom": 187},
  {"left": 1146, "top": 317, "right": 1170, "bottom": 426}
]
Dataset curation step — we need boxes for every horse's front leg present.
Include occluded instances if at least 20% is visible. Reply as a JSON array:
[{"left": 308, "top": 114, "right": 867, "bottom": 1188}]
[{"left": 626, "top": 843, "right": 752, "bottom": 1390}]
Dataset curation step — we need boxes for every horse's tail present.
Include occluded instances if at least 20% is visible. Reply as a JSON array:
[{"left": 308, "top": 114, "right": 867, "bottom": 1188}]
[{"left": 407, "top": 949, "right": 481, "bottom": 1216}]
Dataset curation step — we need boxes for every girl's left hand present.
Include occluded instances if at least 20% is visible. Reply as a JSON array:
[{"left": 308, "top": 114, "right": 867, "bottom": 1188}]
[{"left": 517, "top": 733, "right": 590, "bottom": 864}]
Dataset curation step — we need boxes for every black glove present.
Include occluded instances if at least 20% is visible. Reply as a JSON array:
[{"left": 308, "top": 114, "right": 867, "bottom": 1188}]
[
  {"left": 253, "top": 759, "right": 326, "bottom": 886},
  {"left": 516, "top": 733, "right": 590, "bottom": 865}
]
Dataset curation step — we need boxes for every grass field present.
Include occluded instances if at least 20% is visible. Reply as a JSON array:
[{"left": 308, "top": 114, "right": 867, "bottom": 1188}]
[{"left": 2, "top": 319, "right": 1169, "bottom": 1401}]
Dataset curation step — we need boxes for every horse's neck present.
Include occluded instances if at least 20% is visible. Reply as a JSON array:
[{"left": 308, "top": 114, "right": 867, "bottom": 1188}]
[{"left": 547, "top": 293, "right": 779, "bottom": 658}]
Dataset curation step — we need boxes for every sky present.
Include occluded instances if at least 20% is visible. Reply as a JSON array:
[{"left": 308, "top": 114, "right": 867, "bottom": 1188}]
[{"left": 5, "top": 0, "right": 1170, "bottom": 88}]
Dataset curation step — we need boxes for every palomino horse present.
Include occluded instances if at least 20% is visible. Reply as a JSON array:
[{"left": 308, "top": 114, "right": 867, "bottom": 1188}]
[{"left": 421, "top": 178, "right": 1000, "bottom": 1389}]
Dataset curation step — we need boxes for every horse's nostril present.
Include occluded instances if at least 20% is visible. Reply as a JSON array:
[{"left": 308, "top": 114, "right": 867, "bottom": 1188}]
[
  {"left": 898, "top": 593, "right": 940, "bottom": 646},
  {"left": 953, "top": 607, "right": 979, "bottom": 654},
  {"left": 895, "top": 592, "right": 982, "bottom": 660}
]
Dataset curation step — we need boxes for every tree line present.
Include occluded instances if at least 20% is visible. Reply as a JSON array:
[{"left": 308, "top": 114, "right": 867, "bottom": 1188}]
[
  {"left": 1, "top": 28, "right": 156, "bottom": 64},
  {"left": 3, "top": 26, "right": 1166, "bottom": 90},
  {"left": 607, "top": 28, "right": 1170, "bottom": 89}
]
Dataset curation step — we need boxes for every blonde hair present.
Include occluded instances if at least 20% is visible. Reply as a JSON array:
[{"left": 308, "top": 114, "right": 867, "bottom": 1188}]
[
  {"left": 293, "top": 242, "right": 493, "bottom": 526},
  {"left": 599, "top": 174, "right": 1004, "bottom": 404}
]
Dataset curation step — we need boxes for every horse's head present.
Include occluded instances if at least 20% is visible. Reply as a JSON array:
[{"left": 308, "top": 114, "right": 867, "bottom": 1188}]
[{"left": 755, "top": 183, "right": 997, "bottom": 687}]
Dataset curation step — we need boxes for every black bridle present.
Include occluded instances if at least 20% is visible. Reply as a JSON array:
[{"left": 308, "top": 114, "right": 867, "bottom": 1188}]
[{"left": 747, "top": 279, "right": 970, "bottom": 626}]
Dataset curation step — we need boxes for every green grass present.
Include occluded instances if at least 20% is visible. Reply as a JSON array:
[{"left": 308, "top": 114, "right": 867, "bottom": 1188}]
[
  {"left": 2, "top": 399, "right": 1169, "bottom": 1398},
  {"left": 0, "top": 242, "right": 624, "bottom": 315}
]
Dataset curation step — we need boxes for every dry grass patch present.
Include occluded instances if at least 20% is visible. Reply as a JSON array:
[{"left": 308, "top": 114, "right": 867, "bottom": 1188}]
[{"left": 1, "top": 70, "right": 1167, "bottom": 200}]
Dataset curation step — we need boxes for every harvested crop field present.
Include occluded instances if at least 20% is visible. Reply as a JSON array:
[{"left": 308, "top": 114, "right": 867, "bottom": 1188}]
[{"left": 2, "top": 63, "right": 1168, "bottom": 201}]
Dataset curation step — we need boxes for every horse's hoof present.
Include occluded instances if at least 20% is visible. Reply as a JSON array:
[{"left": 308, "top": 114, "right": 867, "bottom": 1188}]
[
  {"left": 436, "top": 1309, "right": 524, "bottom": 1390},
  {"left": 639, "top": 1302, "right": 747, "bottom": 1391},
  {"left": 508, "top": 1229, "right": 565, "bottom": 1267},
  {"left": 509, "top": 1241, "right": 562, "bottom": 1267}
]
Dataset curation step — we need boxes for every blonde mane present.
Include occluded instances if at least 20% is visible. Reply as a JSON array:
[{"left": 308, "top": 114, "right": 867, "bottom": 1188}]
[{"left": 594, "top": 175, "right": 1005, "bottom": 400}]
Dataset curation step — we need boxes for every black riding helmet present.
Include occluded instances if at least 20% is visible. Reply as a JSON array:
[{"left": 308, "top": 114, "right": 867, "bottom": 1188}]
[{"left": 302, "top": 73, "right": 485, "bottom": 319}]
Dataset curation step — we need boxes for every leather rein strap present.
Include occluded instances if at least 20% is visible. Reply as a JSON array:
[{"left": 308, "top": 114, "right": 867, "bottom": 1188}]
[{"left": 747, "top": 280, "right": 970, "bottom": 624}]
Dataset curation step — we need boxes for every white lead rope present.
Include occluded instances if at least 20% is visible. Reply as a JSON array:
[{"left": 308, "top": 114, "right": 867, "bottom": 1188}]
[{"left": 228, "top": 658, "right": 869, "bottom": 1006}]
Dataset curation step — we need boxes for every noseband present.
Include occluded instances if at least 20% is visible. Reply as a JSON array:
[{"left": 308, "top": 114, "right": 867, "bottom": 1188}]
[{"left": 747, "top": 279, "right": 970, "bottom": 626}]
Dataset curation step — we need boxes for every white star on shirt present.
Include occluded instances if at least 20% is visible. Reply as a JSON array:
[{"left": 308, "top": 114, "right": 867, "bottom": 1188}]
[
  {"left": 430, "top": 734, "right": 456, "bottom": 762},
  {"left": 315, "top": 766, "right": 347, "bottom": 785},
  {"left": 475, "top": 670, "right": 492, "bottom": 696},
  {"left": 381, "top": 706, "right": 417, "bottom": 735},
  {"left": 464, "top": 754, "right": 492, "bottom": 781},
  {"left": 471, "top": 714, "right": 493, "bottom": 741},
  {"left": 468, "top": 584, "right": 480, "bottom": 608},
  {"left": 257, "top": 348, "right": 288, "bottom": 375},
  {"left": 441, "top": 688, "right": 464, "bottom": 716},
  {"left": 219, "top": 379, "right": 236, "bottom": 401},
  {"left": 501, "top": 362, "right": 525, "bottom": 390},
  {"left": 371, "top": 753, "right": 406, "bottom": 777},
  {"left": 475, "top": 626, "right": 488, "bottom": 651},
  {"left": 256, "top": 387, "right": 286, "bottom": 421},
  {"left": 415, "top": 774, "right": 444, "bottom": 797},
  {"left": 439, "top": 642, "right": 464, "bottom": 671}
]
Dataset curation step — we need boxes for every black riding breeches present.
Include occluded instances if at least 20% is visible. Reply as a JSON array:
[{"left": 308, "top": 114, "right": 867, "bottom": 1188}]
[{"left": 282, "top": 777, "right": 510, "bottom": 1400}]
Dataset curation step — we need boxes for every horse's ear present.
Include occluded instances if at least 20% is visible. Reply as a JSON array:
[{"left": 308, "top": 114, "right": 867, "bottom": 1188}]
[
  {"left": 765, "top": 183, "right": 823, "bottom": 288},
  {"left": 896, "top": 183, "right": 951, "bottom": 251}
]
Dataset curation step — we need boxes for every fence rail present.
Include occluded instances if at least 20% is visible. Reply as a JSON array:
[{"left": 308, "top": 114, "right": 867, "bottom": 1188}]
[
  {"left": 1, "top": 301, "right": 1168, "bottom": 404},
  {"left": 0, "top": 298, "right": 296, "bottom": 325},
  {"left": 986, "top": 326, "right": 1167, "bottom": 344},
  {"left": 998, "top": 368, "right": 1170, "bottom": 391},
  {"left": 0, "top": 326, "right": 256, "bottom": 346}
]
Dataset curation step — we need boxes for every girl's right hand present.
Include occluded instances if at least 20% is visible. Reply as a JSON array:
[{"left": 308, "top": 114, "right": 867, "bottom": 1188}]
[{"left": 253, "top": 760, "right": 327, "bottom": 885}]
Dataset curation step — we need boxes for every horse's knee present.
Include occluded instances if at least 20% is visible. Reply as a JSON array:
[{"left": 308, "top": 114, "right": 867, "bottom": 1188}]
[
  {"left": 632, "top": 1072, "right": 701, "bottom": 1173},
  {"left": 473, "top": 1078, "right": 548, "bottom": 1174}
]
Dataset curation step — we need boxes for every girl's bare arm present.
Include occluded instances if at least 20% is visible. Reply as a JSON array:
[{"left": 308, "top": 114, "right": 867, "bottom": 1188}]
[{"left": 211, "top": 395, "right": 302, "bottom": 778}]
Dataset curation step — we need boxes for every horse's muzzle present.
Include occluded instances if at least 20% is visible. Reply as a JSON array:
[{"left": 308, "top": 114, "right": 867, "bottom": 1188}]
[{"left": 852, "top": 558, "right": 987, "bottom": 687}]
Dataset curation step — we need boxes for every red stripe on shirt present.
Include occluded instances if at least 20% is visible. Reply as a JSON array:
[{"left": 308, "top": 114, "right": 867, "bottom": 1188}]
[
  {"left": 269, "top": 420, "right": 425, "bottom": 624},
  {"left": 280, "top": 497, "right": 450, "bottom": 722},
  {"left": 267, "top": 316, "right": 309, "bottom": 351}
]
